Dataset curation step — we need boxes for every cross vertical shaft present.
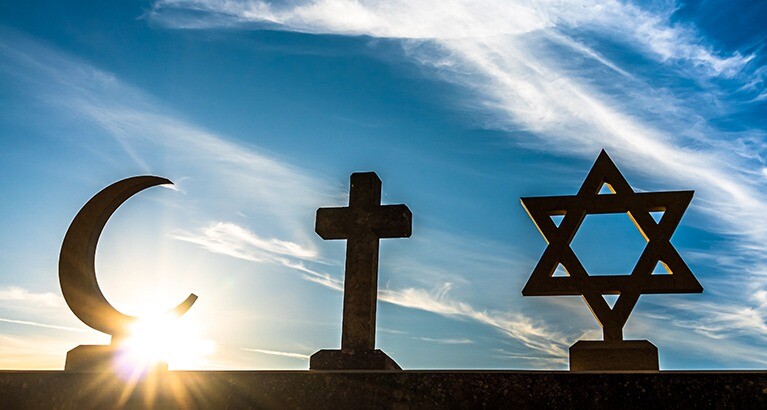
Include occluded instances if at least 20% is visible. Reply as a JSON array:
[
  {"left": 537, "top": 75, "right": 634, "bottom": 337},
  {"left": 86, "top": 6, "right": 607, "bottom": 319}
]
[
  {"left": 342, "top": 231, "right": 380, "bottom": 350},
  {"left": 315, "top": 172, "right": 411, "bottom": 352}
]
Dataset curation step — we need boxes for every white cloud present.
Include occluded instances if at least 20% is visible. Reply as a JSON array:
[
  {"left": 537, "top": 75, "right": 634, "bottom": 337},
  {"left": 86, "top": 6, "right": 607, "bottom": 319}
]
[
  {"left": 0, "top": 27, "right": 333, "bottom": 244},
  {"left": 242, "top": 347, "right": 310, "bottom": 360},
  {"left": 150, "top": 0, "right": 754, "bottom": 78},
  {"left": 147, "top": 0, "right": 767, "bottom": 346},
  {"left": 170, "top": 216, "right": 567, "bottom": 362},
  {"left": 173, "top": 221, "right": 319, "bottom": 263},
  {"left": 171, "top": 210, "right": 569, "bottom": 360},
  {"left": 4, "top": 4, "right": 767, "bottom": 368},
  {"left": 0, "top": 286, "right": 64, "bottom": 308},
  {"left": 668, "top": 300, "right": 767, "bottom": 340},
  {"left": 0, "top": 317, "right": 85, "bottom": 333},
  {"left": 633, "top": 310, "right": 767, "bottom": 368},
  {"left": 178, "top": 221, "right": 569, "bottom": 362},
  {"left": 380, "top": 284, "right": 568, "bottom": 359},
  {"left": 172, "top": 221, "right": 348, "bottom": 292},
  {"left": 146, "top": 1, "right": 766, "bottom": 245},
  {"left": 417, "top": 337, "right": 474, "bottom": 344}
]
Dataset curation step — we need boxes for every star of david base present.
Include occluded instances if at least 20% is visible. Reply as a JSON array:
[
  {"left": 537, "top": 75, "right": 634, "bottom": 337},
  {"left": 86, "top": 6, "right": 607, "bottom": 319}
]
[
  {"left": 310, "top": 349, "right": 402, "bottom": 371},
  {"left": 65, "top": 345, "right": 168, "bottom": 372},
  {"left": 569, "top": 340, "right": 658, "bottom": 372}
]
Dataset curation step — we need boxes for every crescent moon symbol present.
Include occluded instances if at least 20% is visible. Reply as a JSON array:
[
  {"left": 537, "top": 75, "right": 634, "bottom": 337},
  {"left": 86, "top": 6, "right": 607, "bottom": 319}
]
[{"left": 59, "top": 176, "right": 197, "bottom": 339}]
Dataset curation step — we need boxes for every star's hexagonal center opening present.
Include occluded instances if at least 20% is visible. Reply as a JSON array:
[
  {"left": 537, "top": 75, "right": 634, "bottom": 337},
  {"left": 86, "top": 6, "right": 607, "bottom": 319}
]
[{"left": 569, "top": 213, "right": 651, "bottom": 276}]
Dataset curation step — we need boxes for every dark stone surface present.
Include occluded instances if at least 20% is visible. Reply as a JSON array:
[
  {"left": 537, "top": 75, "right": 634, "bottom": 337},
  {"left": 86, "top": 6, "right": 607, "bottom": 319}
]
[
  {"left": 59, "top": 176, "right": 197, "bottom": 338},
  {"left": 65, "top": 345, "right": 169, "bottom": 373},
  {"left": 0, "top": 370, "right": 765, "bottom": 409},
  {"left": 58, "top": 176, "right": 197, "bottom": 371},
  {"left": 313, "top": 172, "right": 411, "bottom": 370},
  {"left": 65, "top": 345, "right": 118, "bottom": 372},
  {"left": 310, "top": 349, "right": 402, "bottom": 371},
  {"left": 521, "top": 151, "right": 703, "bottom": 371},
  {"left": 570, "top": 340, "right": 658, "bottom": 371},
  {"left": 521, "top": 151, "right": 702, "bottom": 343}
]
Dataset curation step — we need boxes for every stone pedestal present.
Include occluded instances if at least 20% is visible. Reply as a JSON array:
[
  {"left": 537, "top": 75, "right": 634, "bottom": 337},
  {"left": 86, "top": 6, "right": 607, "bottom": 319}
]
[
  {"left": 310, "top": 349, "right": 401, "bottom": 371},
  {"left": 65, "top": 345, "right": 168, "bottom": 372},
  {"left": 65, "top": 345, "right": 118, "bottom": 372},
  {"left": 569, "top": 340, "right": 658, "bottom": 371}
]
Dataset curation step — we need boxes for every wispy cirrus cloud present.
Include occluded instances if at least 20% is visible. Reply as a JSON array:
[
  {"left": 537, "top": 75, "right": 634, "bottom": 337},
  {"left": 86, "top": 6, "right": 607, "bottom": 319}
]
[
  {"left": 0, "top": 25, "right": 332, "bottom": 241},
  {"left": 0, "top": 286, "right": 64, "bottom": 307},
  {"left": 4, "top": 1, "right": 766, "bottom": 369},
  {"left": 173, "top": 221, "right": 320, "bottom": 264},
  {"left": 380, "top": 284, "right": 569, "bottom": 359},
  {"left": 242, "top": 347, "right": 310, "bottom": 360},
  {"left": 665, "top": 296, "right": 767, "bottom": 341},
  {"left": 147, "top": 0, "right": 767, "bottom": 348},
  {"left": 146, "top": 0, "right": 767, "bottom": 241},
  {"left": 175, "top": 221, "right": 570, "bottom": 361},
  {"left": 0, "top": 317, "right": 84, "bottom": 333},
  {"left": 149, "top": 0, "right": 755, "bottom": 78},
  {"left": 0, "top": 28, "right": 569, "bottom": 366},
  {"left": 0, "top": 285, "right": 89, "bottom": 367},
  {"left": 417, "top": 337, "right": 474, "bottom": 345},
  {"left": 171, "top": 221, "right": 345, "bottom": 291},
  {"left": 0, "top": 287, "right": 84, "bottom": 332}
]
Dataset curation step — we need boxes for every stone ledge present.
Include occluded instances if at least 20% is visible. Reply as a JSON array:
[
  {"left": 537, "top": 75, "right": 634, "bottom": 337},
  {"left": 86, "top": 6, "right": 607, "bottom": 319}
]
[{"left": 1, "top": 370, "right": 765, "bottom": 408}]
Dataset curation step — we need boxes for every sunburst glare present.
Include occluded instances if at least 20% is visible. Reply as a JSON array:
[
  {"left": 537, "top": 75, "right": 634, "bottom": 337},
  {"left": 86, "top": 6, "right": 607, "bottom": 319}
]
[{"left": 116, "top": 313, "right": 216, "bottom": 374}]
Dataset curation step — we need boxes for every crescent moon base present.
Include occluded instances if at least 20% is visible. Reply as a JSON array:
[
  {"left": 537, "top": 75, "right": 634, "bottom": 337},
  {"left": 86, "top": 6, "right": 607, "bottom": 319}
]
[{"left": 65, "top": 345, "right": 168, "bottom": 373}]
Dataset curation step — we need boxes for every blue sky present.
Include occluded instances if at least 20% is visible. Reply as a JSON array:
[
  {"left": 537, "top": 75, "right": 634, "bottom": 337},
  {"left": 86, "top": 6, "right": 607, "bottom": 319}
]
[{"left": 0, "top": 0, "right": 765, "bottom": 370}]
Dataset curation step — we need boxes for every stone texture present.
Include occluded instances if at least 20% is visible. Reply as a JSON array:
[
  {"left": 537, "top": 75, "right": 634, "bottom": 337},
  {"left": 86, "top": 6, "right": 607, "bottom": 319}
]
[
  {"left": 570, "top": 340, "right": 658, "bottom": 372},
  {"left": 310, "top": 349, "right": 402, "bottom": 371},
  {"left": 521, "top": 150, "right": 702, "bottom": 344},
  {"left": 312, "top": 172, "right": 411, "bottom": 370},
  {"left": 58, "top": 176, "right": 197, "bottom": 371},
  {"left": 1, "top": 370, "right": 765, "bottom": 409},
  {"left": 65, "top": 345, "right": 169, "bottom": 373},
  {"left": 65, "top": 345, "right": 119, "bottom": 372},
  {"left": 521, "top": 151, "right": 703, "bottom": 371}
]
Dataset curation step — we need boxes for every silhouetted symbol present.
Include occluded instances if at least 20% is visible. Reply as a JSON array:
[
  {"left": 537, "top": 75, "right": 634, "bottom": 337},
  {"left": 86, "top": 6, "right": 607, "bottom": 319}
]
[
  {"left": 521, "top": 150, "right": 702, "bottom": 371},
  {"left": 59, "top": 176, "right": 197, "bottom": 371},
  {"left": 310, "top": 172, "right": 411, "bottom": 370}
]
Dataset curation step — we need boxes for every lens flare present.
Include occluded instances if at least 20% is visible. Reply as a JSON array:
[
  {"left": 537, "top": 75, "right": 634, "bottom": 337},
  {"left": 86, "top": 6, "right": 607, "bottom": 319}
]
[{"left": 115, "top": 313, "right": 216, "bottom": 375}]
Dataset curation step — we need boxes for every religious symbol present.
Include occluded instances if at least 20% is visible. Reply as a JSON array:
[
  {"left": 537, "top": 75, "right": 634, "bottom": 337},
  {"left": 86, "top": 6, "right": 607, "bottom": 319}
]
[
  {"left": 520, "top": 150, "right": 702, "bottom": 371},
  {"left": 59, "top": 176, "right": 197, "bottom": 371},
  {"left": 310, "top": 172, "right": 412, "bottom": 370}
]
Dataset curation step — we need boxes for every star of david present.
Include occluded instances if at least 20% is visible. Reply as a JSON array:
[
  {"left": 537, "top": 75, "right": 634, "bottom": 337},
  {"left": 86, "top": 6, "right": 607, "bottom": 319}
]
[{"left": 520, "top": 150, "right": 703, "bottom": 342}]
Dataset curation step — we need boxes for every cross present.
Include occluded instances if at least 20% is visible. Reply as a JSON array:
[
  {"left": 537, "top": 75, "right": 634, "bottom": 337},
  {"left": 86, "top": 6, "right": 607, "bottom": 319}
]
[{"left": 316, "top": 172, "right": 412, "bottom": 351}]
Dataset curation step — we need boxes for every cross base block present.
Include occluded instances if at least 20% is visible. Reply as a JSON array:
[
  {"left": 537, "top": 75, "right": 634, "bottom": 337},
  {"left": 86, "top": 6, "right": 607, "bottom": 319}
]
[
  {"left": 65, "top": 345, "right": 168, "bottom": 372},
  {"left": 310, "top": 349, "right": 402, "bottom": 371},
  {"left": 569, "top": 340, "right": 658, "bottom": 372}
]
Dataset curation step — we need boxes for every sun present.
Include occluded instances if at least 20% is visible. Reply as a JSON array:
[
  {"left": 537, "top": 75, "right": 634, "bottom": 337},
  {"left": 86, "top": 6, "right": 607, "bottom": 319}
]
[{"left": 115, "top": 313, "right": 216, "bottom": 374}]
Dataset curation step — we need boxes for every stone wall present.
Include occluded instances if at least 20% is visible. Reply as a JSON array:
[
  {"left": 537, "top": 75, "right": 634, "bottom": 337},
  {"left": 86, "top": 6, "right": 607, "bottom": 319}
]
[{"left": 1, "top": 370, "right": 765, "bottom": 408}]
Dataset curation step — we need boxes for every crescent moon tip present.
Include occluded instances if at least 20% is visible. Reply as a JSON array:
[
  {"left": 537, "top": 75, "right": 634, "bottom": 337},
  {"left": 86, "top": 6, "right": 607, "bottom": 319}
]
[
  {"left": 167, "top": 293, "right": 199, "bottom": 318},
  {"left": 157, "top": 176, "right": 173, "bottom": 185}
]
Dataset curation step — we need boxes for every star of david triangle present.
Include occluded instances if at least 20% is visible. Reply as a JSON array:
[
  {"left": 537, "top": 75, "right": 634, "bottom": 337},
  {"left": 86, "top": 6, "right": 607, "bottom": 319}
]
[
  {"left": 598, "top": 183, "right": 615, "bottom": 195},
  {"left": 521, "top": 150, "right": 703, "bottom": 302},
  {"left": 602, "top": 294, "right": 619, "bottom": 309},
  {"left": 652, "top": 261, "right": 670, "bottom": 275}
]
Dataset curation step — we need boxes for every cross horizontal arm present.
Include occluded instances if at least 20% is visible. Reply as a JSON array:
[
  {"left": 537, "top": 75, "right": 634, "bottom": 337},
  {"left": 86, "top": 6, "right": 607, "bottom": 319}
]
[
  {"left": 316, "top": 207, "right": 353, "bottom": 239},
  {"left": 315, "top": 205, "right": 412, "bottom": 240},
  {"left": 371, "top": 205, "right": 412, "bottom": 238}
]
